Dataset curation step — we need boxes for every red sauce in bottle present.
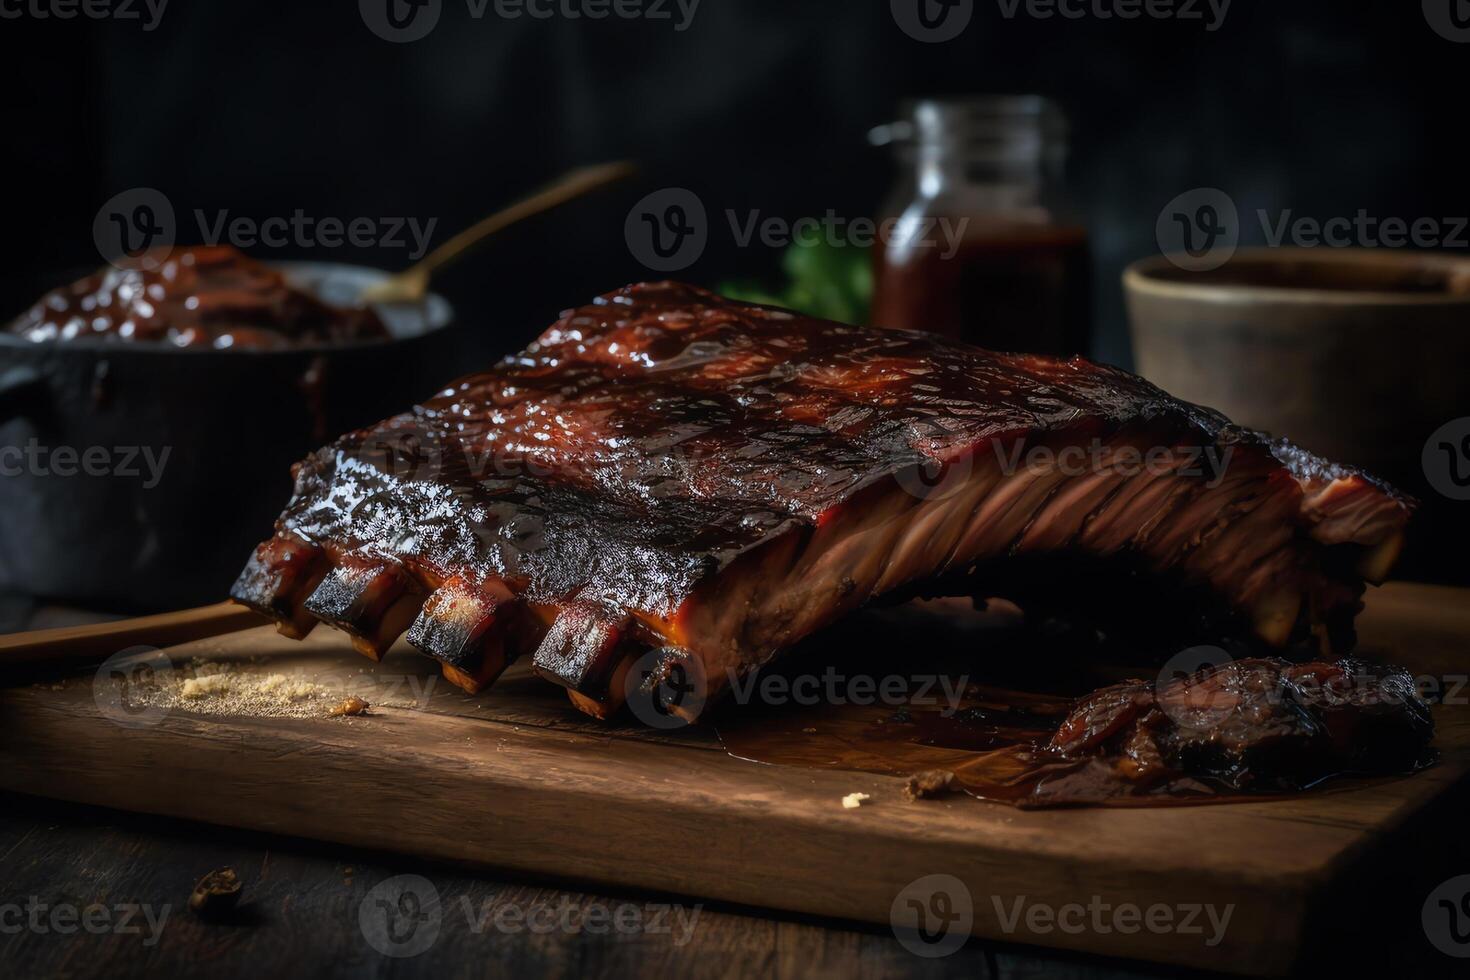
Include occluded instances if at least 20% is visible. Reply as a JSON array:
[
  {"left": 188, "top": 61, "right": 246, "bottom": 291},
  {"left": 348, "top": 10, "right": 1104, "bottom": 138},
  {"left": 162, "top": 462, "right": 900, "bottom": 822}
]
[
  {"left": 872, "top": 224, "right": 1091, "bottom": 354},
  {"left": 868, "top": 97, "right": 1091, "bottom": 356}
]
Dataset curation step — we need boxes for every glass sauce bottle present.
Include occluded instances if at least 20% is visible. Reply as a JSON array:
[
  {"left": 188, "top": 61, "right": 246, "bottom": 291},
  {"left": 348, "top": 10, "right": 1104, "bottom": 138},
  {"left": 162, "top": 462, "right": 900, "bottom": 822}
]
[{"left": 869, "top": 96, "right": 1091, "bottom": 356}]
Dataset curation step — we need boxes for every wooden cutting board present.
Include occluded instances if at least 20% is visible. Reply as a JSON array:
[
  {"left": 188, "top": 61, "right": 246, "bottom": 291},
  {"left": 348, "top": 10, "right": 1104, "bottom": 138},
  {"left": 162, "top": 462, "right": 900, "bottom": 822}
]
[{"left": 1, "top": 583, "right": 1467, "bottom": 977}]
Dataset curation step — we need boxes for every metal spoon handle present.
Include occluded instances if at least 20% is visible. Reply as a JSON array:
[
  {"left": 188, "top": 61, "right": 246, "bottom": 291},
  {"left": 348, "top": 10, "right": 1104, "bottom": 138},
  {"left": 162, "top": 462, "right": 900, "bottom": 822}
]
[{"left": 363, "top": 160, "right": 636, "bottom": 302}]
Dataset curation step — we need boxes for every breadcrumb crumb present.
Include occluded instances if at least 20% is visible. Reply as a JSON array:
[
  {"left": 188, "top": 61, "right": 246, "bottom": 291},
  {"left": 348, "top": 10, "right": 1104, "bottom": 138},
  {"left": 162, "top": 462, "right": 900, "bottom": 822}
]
[{"left": 904, "top": 770, "right": 957, "bottom": 801}]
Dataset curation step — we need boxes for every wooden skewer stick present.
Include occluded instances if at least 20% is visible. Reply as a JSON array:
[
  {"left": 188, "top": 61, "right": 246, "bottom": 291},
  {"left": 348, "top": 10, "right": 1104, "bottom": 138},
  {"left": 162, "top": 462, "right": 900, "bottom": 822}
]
[{"left": 0, "top": 602, "right": 266, "bottom": 673}]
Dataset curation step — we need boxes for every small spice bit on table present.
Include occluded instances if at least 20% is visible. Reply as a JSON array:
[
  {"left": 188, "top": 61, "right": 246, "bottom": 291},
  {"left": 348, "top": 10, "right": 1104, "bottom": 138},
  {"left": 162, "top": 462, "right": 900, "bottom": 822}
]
[
  {"left": 904, "top": 769, "right": 957, "bottom": 801},
  {"left": 840, "top": 792, "right": 870, "bottom": 809},
  {"left": 330, "top": 696, "right": 370, "bottom": 717},
  {"left": 189, "top": 867, "right": 243, "bottom": 917}
]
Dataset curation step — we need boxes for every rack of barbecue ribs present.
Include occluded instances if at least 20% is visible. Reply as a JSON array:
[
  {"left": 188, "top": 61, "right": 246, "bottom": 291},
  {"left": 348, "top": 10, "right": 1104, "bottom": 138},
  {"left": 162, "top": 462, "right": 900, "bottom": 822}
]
[{"left": 232, "top": 282, "right": 1414, "bottom": 724}]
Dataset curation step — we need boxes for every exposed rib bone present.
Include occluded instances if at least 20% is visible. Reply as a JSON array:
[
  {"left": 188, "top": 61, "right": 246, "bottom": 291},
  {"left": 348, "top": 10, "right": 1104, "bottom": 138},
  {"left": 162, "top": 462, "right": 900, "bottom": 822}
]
[
  {"left": 1251, "top": 589, "right": 1304, "bottom": 648},
  {"left": 532, "top": 602, "right": 630, "bottom": 707},
  {"left": 407, "top": 578, "right": 516, "bottom": 693},
  {"left": 303, "top": 559, "right": 423, "bottom": 661},
  {"left": 229, "top": 534, "right": 328, "bottom": 639},
  {"left": 1357, "top": 532, "right": 1404, "bottom": 585},
  {"left": 566, "top": 651, "right": 636, "bottom": 720}
]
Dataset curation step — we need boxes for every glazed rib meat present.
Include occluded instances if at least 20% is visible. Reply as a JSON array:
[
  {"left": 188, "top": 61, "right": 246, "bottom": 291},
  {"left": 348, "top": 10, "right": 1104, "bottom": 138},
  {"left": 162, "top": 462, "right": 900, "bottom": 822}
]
[
  {"left": 1029, "top": 657, "right": 1434, "bottom": 804},
  {"left": 231, "top": 282, "right": 1413, "bottom": 722}
]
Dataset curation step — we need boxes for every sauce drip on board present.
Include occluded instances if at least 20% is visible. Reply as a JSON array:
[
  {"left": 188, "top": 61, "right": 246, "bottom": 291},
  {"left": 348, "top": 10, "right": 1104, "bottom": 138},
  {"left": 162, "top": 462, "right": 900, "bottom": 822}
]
[{"left": 8, "top": 245, "right": 389, "bottom": 350}]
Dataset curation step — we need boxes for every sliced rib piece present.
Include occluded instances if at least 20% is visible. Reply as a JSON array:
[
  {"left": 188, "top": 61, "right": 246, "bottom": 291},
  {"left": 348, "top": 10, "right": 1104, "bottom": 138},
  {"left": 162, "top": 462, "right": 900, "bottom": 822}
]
[
  {"left": 231, "top": 282, "right": 1413, "bottom": 723},
  {"left": 1033, "top": 657, "right": 1434, "bottom": 803}
]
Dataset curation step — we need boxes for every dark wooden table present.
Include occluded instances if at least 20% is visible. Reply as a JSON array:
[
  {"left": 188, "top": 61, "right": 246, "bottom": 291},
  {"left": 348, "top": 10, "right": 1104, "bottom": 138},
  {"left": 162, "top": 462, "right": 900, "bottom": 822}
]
[{"left": 0, "top": 791, "right": 1180, "bottom": 980}]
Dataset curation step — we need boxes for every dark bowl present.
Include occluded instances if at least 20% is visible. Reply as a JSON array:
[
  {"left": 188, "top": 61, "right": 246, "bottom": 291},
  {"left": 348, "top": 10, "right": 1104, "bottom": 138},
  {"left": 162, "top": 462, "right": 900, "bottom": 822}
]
[{"left": 0, "top": 262, "right": 459, "bottom": 611}]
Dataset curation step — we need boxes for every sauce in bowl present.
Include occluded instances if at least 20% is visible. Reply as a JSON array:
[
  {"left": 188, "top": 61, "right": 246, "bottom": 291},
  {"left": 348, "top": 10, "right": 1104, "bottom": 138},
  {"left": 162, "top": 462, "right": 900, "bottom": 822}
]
[{"left": 9, "top": 245, "right": 390, "bottom": 350}]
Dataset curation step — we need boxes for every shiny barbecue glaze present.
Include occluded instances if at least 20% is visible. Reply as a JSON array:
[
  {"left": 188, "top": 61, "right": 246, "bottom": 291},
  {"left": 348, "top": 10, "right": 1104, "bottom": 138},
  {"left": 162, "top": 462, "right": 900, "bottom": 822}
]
[
  {"left": 278, "top": 281, "right": 1403, "bottom": 605},
  {"left": 235, "top": 282, "right": 1414, "bottom": 718},
  {"left": 9, "top": 245, "right": 388, "bottom": 349}
]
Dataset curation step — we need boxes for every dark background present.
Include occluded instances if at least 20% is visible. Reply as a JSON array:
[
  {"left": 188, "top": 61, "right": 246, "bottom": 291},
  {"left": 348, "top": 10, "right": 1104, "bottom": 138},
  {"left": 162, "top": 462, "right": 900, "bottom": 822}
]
[{"left": 3, "top": 1, "right": 1465, "bottom": 369}]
